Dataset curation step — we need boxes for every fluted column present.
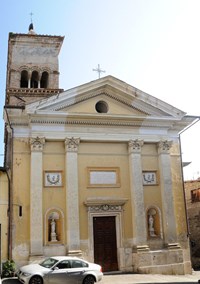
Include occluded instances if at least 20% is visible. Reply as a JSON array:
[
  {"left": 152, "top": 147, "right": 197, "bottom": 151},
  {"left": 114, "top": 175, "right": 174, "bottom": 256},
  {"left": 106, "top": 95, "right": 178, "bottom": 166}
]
[
  {"left": 30, "top": 137, "right": 45, "bottom": 255},
  {"left": 128, "top": 139, "right": 148, "bottom": 250},
  {"left": 65, "top": 137, "right": 81, "bottom": 253},
  {"left": 158, "top": 140, "right": 178, "bottom": 247}
]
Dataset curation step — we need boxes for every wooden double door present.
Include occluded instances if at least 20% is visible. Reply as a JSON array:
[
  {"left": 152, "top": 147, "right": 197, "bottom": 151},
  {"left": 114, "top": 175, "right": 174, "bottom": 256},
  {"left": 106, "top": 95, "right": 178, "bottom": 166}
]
[{"left": 93, "top": 216, "right": 118, "bottom": 272}]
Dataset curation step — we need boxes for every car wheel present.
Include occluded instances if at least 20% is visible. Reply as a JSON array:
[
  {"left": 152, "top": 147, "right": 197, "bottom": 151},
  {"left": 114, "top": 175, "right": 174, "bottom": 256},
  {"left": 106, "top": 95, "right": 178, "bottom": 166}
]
[
  {"left": 83, "top": 275, "right": 95, "bottom": 284},
  {"left": 29, "top": 275, "right": 43, "bottom": 284}
]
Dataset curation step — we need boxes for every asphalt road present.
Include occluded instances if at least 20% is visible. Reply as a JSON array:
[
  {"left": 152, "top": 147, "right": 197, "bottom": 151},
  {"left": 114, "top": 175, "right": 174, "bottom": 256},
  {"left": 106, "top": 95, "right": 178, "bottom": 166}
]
[{"left": 1, "top": 273, "right": 200, "bottom": 284}]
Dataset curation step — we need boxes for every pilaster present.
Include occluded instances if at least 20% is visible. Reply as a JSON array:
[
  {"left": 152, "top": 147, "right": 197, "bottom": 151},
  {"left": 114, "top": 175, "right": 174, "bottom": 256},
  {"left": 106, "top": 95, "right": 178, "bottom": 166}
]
[
  {"left": 65, "top": 137, "right": 81, "bottom": 255},
  {"left": 158, "top": 140, "right": 179, "bottom": 248},
  {"left": 128, "top": 139, "right": 149, "bottom": 251},
  {"left": 30, "top": 137, "right": 45, "bottom": 255}
]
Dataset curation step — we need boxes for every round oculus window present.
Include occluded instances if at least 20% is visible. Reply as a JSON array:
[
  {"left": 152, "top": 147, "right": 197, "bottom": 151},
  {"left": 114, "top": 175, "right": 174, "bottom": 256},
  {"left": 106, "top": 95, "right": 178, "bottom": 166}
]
[{"left": 95, "top": 101, "right": 108, "bottom": 113}]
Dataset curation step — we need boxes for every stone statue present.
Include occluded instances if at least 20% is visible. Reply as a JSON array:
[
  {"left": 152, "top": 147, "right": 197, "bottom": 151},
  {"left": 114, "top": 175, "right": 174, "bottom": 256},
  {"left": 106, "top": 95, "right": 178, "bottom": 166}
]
[
  {"left": 50, "top": 218, "right": 57, "bottom": 241},
  {"left": 148, "top": 214, "right": 156, "bottom": 237}
]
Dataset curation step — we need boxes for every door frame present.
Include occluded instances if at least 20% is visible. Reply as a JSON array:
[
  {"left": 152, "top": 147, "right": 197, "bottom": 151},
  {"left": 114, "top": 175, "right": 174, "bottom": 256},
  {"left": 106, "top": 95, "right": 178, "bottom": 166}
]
[{"left": 86, "top": 203, "right": 126, "bottom": 270}]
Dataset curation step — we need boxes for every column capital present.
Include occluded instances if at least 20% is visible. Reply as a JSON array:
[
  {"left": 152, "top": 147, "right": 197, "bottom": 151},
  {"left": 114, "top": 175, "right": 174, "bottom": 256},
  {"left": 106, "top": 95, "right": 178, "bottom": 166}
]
[
  {"left": 157, "top": 140, "right": 172, "bottom": 154},
  {"left": 128, "top": 139, "right": 144, "bottom": 154},
  {"left": 65, "top": 137, "right": 80, "bottom": 152},
  {"left": 30, "top": 137, "right": 45, "bottom": 152}
]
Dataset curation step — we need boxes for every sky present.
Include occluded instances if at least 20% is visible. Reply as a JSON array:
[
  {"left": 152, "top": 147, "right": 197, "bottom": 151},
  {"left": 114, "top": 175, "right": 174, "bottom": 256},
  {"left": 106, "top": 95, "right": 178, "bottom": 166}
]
[{"left": 0, "top": 0, "right": 200, "bottom": 180}]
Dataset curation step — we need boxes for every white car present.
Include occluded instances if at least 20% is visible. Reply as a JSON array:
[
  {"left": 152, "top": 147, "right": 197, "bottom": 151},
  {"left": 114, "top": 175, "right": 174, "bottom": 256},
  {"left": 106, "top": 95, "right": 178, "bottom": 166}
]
[{"left": 17, "top": 256, "right": 103, "bottom": 284}]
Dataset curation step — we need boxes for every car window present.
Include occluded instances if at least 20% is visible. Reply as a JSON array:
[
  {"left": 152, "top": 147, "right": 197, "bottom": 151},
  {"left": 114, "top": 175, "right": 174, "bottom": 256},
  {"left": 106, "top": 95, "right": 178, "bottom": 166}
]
[
  {"left": 71, "top": 260, "right": 88, "bottom": 268},
  {"left": 56, "top": 260, "right": 71, "bottom": 269},
  {"left": 40, "top": 258, "right": 58, "bottom": 268}
]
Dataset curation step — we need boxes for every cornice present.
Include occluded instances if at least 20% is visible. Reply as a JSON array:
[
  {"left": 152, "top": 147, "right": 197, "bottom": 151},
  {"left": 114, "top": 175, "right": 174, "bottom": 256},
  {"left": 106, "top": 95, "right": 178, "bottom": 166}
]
[
  {"left": 84, "top": 197, "right": 128, "bottom": 207},
  {"left": 11, "top": 117, "right": 175, "bottom": 129},
  {"left": 7, "top": 105, "right": 188, "bottom": 132},
  {"left": 7, "top": 88, "right": 63, "bottom": 95}
]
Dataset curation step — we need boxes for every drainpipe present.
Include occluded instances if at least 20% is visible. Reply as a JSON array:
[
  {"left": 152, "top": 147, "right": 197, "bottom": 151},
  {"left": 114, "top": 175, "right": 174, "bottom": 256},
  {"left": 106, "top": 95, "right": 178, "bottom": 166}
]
[{"left": 179, "top": 116, "right": 200, "bottom": 237}]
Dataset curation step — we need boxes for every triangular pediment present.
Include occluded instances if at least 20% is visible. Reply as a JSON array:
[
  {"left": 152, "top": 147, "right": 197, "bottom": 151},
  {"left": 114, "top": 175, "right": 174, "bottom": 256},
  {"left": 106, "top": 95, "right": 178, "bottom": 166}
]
[
  {"left": 56, "top": 93, "right": 148, "bottom": 116},
  {"left": 27, "top": 76, "right": 185, "bottom": 120}
]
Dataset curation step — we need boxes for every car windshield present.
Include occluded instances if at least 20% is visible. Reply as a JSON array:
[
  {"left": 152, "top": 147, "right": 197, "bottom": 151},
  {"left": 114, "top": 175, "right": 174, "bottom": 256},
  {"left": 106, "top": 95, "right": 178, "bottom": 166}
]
[{"left": 39, "top": 258, "right": 59, "bottom": 268}]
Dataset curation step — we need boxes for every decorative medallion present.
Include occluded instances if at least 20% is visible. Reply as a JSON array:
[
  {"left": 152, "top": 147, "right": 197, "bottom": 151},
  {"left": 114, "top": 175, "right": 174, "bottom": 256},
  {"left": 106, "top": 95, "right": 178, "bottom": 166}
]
[
  {"left": 44, "top": 171, "right": 63, "bottom": 187},
  {"left": 142, "top": 171, "right": 157, "bottom": 185}
]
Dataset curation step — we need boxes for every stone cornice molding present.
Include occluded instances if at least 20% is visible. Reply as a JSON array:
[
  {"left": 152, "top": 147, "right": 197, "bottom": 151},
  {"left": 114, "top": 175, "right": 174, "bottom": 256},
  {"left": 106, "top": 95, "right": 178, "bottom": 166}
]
[
  {"left": 128, "top": 139, "right": 144, "bottom": 154},
  {"left": 30, "top": 136, "right": 45, "bottom": 152},
  {"left": 27, "top": 116, "right": 175, "bottom": 129},
  {"left": 157, "top": 140, "right": 173, "bottom": 154},
  {"left": 65, "top": 137, "right": 80, "bottom": 152},
  {"left": 7, "top": 88, "right": 63, "bottom": 95},
  {"left": 84, "top": 198, "right": 128, "bottom": 212}
]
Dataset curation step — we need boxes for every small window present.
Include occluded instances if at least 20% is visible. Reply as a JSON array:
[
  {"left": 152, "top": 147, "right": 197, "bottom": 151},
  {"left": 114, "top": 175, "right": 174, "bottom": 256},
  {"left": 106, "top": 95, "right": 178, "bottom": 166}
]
[
  {"left": 191, "top": 188, "right": 200, "bottom": 202},
  {"left": 19, "top": 206, "right": 22, "bottom": 217},
  {"left": 95, "top": 101, "right": 108, "bottom": 113}
]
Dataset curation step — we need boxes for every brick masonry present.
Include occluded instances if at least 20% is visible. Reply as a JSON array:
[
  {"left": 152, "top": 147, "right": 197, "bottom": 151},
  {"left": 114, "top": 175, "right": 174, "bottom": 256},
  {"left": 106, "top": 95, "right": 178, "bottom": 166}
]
[{"left": 185, "top": 179, "right": 200, "bottom": 269}]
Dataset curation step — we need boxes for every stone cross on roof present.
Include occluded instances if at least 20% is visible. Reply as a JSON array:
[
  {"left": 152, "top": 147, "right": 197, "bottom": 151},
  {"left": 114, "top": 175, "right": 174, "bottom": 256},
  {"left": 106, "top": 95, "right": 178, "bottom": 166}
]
[{"left": 93, "top": 64, "right": 106, "bottom": 79}]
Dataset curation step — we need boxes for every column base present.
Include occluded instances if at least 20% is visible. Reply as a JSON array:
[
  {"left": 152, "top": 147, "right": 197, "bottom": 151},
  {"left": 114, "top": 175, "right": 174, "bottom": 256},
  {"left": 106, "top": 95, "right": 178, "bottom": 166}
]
[
  {"left": 133, "top": 245, "right": 150, "bottom": 252},
  {"left": 67, "top": 250, "right": 82, "bottom": 257},
  {"left": 167, "top": 243, "right": 181, "bottom": 249},
  {"left": 29, "top": 255, "right": 44, "bottom": 263}
]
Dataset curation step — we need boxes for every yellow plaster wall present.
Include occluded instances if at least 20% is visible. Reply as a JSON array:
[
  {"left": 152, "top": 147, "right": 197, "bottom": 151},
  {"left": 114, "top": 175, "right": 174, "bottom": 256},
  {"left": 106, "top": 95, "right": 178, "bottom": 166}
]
[
  {"left": 78, "top": 142, "right": 132, "bottom": 240},
  {"left": 12, "top": 139, "right": 30, "bottom": 260},
  {"left": 43, "top": 142, "right": 66, "bottom": 242},
  {"left": 142, "top": 144, "right": 162, "bottom": 208},
  {"left": 43, "top": 141, "right": 66, "bottom": 209}
]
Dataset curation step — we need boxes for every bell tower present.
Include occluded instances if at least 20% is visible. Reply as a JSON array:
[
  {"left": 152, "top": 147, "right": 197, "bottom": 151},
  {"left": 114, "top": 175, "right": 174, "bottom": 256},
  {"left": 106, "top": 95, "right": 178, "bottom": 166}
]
[{"left": 6, "top": 24, "right": 64, "bottom": 105}]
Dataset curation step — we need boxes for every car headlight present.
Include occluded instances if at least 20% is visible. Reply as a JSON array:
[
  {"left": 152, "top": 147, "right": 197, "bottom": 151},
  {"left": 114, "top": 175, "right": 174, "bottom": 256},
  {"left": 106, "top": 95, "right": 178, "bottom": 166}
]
[{"left": 22, "top": 272, "right": 32, "bottom": 277}]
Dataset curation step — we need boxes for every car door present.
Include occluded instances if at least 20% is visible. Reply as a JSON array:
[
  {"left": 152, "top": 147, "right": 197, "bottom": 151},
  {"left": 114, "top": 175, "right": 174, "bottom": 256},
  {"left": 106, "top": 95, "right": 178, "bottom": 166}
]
[
  {"left": 66, "top": 259, "right": 88, "bottom": 283},
  {"left": 47, "top": 260, "right": 72, "bottom": 284}
]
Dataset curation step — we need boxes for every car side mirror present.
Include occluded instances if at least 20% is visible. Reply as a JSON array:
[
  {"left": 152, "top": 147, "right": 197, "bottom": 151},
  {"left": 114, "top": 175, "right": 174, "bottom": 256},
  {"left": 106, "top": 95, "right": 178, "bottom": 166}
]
[{"left": 53, "top": 267, "right": 59, "bottom": 271}]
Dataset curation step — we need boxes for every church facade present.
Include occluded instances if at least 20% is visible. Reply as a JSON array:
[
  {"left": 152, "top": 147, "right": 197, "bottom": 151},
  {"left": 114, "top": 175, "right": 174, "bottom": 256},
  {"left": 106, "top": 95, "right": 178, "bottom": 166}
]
[{"left": 1, "top": 25, "right": 195, "bottom": 274}]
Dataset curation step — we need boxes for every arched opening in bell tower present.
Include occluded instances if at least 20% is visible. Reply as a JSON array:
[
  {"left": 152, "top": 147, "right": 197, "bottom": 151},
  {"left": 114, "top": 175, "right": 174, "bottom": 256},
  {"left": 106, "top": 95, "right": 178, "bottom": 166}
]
[
  {"left": 20, "top": 70, "right": 28, "bottom": 88},
  {"left": 41, "top": 71, "right": 49, "bottom": 88},
  {"left": 31, "top": 71, "right": 39, "bottom": 88}
]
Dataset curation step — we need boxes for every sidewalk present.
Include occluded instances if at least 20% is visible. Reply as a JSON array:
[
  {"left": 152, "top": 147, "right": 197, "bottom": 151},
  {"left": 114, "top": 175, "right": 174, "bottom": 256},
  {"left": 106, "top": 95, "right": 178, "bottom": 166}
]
[
  {"left": 101, "top": 271, "right": 200, "bottom": 283},
  {"left": 1, "top": 271, "right": 200, "bottom": 284}
]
